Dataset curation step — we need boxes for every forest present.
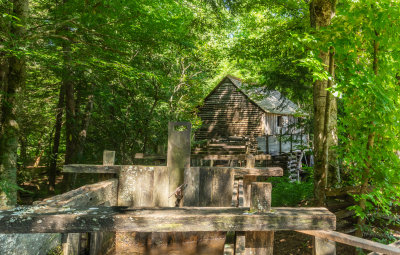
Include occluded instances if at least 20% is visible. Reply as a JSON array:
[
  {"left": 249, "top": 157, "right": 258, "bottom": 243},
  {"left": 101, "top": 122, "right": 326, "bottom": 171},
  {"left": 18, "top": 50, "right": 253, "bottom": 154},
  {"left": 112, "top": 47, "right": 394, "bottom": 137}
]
[{"left": 1, "top": 0, "right": 400, "bottom": 254}]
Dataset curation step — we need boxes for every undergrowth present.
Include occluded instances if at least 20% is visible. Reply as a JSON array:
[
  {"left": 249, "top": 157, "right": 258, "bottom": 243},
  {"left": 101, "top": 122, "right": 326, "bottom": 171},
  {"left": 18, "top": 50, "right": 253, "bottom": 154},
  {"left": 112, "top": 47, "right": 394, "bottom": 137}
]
[{"left": 269, "top": 177, "right": 313, "bottom": 207}]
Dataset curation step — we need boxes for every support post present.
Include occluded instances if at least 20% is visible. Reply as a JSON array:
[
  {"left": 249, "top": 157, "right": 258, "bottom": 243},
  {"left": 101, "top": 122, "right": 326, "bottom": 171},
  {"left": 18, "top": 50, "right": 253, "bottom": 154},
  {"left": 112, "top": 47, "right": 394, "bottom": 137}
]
[
  {"left": 243, "top": 175, "right": 257, "bottom": 207},
  {"left": 62, "top": 233, "right": 81, "bottom": 255},
  {"left": 103, "top": 150, "right": 115, "bottom": 165},
  {"left": 246, "top": 154, "right": 255, "bottom": 168},
  {"left": 167, "top": 122, "right": 191, "bottom": 207},
  {"left": 90, "top": 150, "right": 116, "bottom": 255},
  {"left": 290, "top": 133, "right": 293, "bottom": 152},
  {"left": 245, "top": 182, "right": 274, "bottom": 255},
  {"left": 313, "top": 236, "right": 336, "bottom": 255}
]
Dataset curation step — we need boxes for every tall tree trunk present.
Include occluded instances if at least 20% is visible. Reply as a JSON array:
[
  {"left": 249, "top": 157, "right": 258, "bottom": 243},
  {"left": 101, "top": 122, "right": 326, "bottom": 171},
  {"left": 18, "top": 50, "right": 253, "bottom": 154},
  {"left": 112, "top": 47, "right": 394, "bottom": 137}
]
[
  {"left": 75, "top": 93, "right": 94, "bottom": 162},
  {"left": 48, "top": 82, "right": 65, "bottom": 192},
  {"left": 64, "top": 40, "right": 76, "bottom": 165},
  {"left": 355, "top": 33, "right": 379, "bottom": 239},
  {"left": 0, "top": 0, "right": 28, "bottom": 208},
  {"left": 309, "top": 0, "right": 337, "bottom": 206},
  {"left": 322, "top": 47, "right": 336, "bottom": 188}
]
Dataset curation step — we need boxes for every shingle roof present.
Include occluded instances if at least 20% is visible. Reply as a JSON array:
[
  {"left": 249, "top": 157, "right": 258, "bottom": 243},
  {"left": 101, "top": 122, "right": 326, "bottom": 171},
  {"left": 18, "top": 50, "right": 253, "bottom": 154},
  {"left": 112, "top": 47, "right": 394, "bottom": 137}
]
[{"left": 226, "top": 75, "right": 302, "bottom": 115}]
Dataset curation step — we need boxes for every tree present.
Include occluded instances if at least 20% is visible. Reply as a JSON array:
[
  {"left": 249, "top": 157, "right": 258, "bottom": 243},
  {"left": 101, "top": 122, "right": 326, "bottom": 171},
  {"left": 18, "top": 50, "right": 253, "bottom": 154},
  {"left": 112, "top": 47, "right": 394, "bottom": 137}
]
[
  {"left": 309, "top": 0, "right": 338, "bottom": 206},
  {"left": 0, "top": 0, "right": 28, "bottom": 208},
  {"left": 331, "top": 0, "right": 400, "bottom": 238}
]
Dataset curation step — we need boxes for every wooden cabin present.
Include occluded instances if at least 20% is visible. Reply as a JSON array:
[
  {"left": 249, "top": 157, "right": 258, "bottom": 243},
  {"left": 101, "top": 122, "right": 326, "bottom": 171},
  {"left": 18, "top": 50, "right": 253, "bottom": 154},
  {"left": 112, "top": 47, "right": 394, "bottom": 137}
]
[{"left": 195, "top": 75, "right": 305, "bottom": 155}]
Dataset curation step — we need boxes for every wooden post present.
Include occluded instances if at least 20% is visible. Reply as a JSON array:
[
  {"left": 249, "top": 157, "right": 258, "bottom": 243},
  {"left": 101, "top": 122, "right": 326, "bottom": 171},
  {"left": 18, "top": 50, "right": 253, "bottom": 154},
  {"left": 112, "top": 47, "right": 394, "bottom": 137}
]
[
  {"left": 243, "top": 175, "right": 257, "bottom": 207},
  {"left": 290, "top": 133, "right": 293, "bottom": 152},
  {"left": 167, "top": 121, "right": 191, "bottom": 207},
  {"left": 279, "top": 129, "right": 282, "bottom": 154},
  {"left": 249, "top": 182, "right": 271, "bottom": 212},
  {"left": 63, "top": 151, "right": 116, "bottom": 255},
  {"left": 103, "top": 150, "right": 115, "bottom": 165},
  {"left": 313, "top": 236, "right": 336, "bottom": 255},
  {"left": 246, "top": 154, "right": 255, "bottom": 168},
  {"left": 90, "top": 150, "right": 116, "bottom": 255},
  {"left": 245, "top": 182, "right": 274, "bottom": 255},
  {"left": 62, "top": 233, "right": 81, "bottom": 255}
]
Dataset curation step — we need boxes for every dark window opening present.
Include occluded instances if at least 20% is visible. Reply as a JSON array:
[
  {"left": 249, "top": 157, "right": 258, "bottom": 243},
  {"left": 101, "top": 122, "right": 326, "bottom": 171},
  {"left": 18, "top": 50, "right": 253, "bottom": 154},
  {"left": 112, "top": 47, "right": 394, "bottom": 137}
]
[{"left": 277, "top": 116, "right": 283, "bottom": 127}]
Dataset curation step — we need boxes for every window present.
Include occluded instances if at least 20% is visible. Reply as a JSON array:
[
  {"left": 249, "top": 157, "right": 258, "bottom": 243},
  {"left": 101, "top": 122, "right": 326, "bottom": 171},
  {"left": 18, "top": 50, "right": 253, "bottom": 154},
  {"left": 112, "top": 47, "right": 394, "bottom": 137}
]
[{"left": 277, "top": 116, "right": 283, "bottom": 127}]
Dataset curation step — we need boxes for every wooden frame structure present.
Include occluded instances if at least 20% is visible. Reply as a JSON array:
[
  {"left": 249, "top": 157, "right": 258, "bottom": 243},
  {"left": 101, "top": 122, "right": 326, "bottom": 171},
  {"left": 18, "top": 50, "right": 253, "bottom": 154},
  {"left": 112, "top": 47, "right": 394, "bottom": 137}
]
[{"left": 1, "top": 122, "right": 400, "bottom": 255}]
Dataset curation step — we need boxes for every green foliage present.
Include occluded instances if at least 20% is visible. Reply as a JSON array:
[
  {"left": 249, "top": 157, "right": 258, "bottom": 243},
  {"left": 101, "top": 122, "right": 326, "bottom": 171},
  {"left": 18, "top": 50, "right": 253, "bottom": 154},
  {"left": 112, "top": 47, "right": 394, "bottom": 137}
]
[
  {"left": 332, "top": 0, "right": 400, "bottom": 220},
  {"left": 2, "top": 0, "right": 234, "bottom": 169},
  {"left": 270, "top": 177, "right": 313, "bottom": 207},
  {"left": 46, "top": 245, "right": 62, "bottom": 255},
  {"left": 0, "top": 179, "right": 32, "bottom": 200}
]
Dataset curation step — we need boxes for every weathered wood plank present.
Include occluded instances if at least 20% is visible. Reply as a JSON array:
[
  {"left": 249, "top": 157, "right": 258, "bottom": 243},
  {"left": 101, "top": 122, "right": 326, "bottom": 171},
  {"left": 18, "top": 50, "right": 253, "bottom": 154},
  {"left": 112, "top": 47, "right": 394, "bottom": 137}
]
[
  {"left": 103, "top": 150, "right": 115, "bottom": 166},
  {"left": 134, "top": 154, "right": 272, "bottom": 161},
  {"left": 63, "top": 164, "right": 121, "bottom": 174},
  {"left": 117, "top": 166, "right": 167, "bottom": 207},
  {"left": 168, "top": 121, "right": 191, "bottom": 207},
  {"left": 313, "top": 236, "right": 336, "bottom": 255},
  {"left": 245, "top": 231, "right": 274, "bottom": 255},
  {"left": 250, "top": 182, "right": 272, "bottom": 213},
  {"left": 153, "top": 166, "right": 169, "bottom": 207},
  {"left": 183, "top": 167, "right": 200, "bottom": 206},
  {"left": 198, "top": 167, "right": 283, "bottom": 177},
  {"left": 235, "top": 232, "right": 246, "bottom": 255},
  {"left": 238, "top": 179, "right": 244, "bottom": 207},
  {"left": 299, "top": 230, "right": 400, "bottom": 255},
  {"left": 31, "top": 179, "right": 118, "bottom": 255},
  {"left": 231, "top": 179, "right": 239, "bottom": 207},
  {"left": 0, "top": 207, "right": 336, "bottom": 233},
  {"left": 243, "top": 175, "right": 257, "bottom": 207},
  {"left": 245, "top": 182, "right": 274, "bottom": 255},
  {"left": 368, "top": 240, "right": 400, "bottom": 255},
  {"left": 33, "top": 179, "right": 118, "bottom": 207},
  {"left": 199, "top": 168, "right": 234, "bottom": 207},
  {"left": 62, "top": 165, "right": 283, "bottom": 178}
]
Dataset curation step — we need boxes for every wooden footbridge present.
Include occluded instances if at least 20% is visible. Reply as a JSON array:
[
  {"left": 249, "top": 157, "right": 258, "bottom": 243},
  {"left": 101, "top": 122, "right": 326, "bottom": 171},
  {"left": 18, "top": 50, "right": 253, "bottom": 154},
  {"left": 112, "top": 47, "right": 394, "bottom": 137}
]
[{"left": 1, "top": 122, "right": 399, "bottom": 255}]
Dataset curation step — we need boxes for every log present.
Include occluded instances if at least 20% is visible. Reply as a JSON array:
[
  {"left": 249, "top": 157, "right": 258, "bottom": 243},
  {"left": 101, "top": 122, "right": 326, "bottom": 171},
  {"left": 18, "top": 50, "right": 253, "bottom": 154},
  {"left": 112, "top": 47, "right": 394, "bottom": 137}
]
[
  {"left": 298, "top": 230, "right": 400, "bottom": 255},
  {"left": 368, "top": 240, "right": 400, "bottom": 255},
  {"left": 325, "top": 186, "right": 374, "bottom": 197},
  {"left": 0, "top": 207, "right": 336, "bottom": 233}
]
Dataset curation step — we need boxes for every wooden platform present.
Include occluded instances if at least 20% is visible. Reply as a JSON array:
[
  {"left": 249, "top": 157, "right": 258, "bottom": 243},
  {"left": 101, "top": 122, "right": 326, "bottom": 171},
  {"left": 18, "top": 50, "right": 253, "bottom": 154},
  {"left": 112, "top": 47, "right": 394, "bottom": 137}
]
[{"left": 0, "top": 206, "right": 335, "bottom": 233}]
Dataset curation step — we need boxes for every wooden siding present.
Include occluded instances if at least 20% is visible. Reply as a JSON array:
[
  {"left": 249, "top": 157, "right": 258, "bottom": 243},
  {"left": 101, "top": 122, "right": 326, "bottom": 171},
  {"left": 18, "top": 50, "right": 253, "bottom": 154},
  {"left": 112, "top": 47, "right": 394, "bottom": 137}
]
[{"left": 196, "top": 80, "right": 264, "bottom": 140}]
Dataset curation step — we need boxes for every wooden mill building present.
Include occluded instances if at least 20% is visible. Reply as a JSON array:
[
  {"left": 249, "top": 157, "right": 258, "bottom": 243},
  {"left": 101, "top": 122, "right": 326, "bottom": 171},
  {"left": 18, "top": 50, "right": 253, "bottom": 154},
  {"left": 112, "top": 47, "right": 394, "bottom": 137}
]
[{"left": 194, "top": 75, "right": 305, "bottom": 155}]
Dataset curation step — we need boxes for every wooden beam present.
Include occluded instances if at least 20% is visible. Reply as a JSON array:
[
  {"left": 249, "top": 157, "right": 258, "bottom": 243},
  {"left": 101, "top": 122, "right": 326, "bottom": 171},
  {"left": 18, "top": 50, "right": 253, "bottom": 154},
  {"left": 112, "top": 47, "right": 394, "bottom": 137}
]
[
  {"left": 0, "top": 207, "right": 335, "bottom": 233},
  {"left": 197, "top": 167, "right": 283, "bottom": 177},
  {"left": 368, "top": 240, "right": 400, "bottom": 255},
  {"left": 190, "top": 154, "right": 272, "bottom": 161},
  {"left": 63, "top": 164, "right": 120, "bottom": 174},
  {"left": 33, "top": 179, "right": 118, "bottom": 207},
  {"left": 298, "top": 230, "right": 400, "bottom": 255},
  {"left": 62, "top": 165, "right": 283, "bottom": 178}
]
